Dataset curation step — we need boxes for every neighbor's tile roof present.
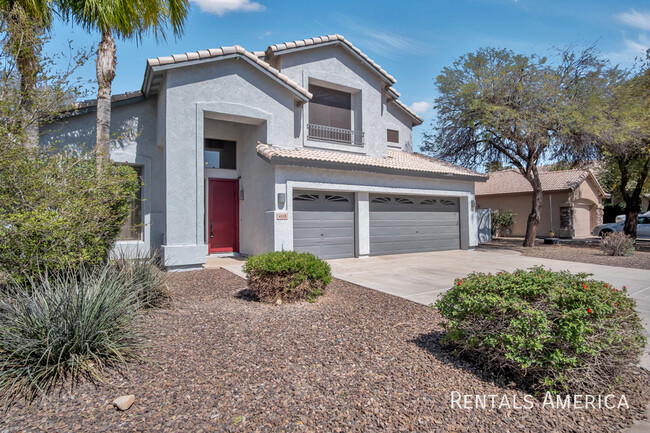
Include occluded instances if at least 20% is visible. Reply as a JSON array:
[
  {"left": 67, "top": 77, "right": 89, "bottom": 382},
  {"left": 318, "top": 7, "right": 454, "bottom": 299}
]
[
  {"left": 257, "top": 143, "right": 486, "bottom": 179},
  {"left": 266, "top": 34, "right": 396, "bottom": 84},
  {"left": 146, "top": 45, "right": 312, "bottom": 99},
  {"left": 74, "top": 91, "right": 143, "bottom": 109},
  {"left": 475, "top": 169, "right": 598, "bottom": 196}
]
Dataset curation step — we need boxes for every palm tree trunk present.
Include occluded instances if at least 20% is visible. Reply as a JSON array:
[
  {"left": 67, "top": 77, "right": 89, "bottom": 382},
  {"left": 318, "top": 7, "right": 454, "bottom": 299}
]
[
  {"left": 95, "top": 28, "right": 116, "bottom": 169},
  {"left": 523, "top": 167, "right": 543, "bottom": 247},
  {"left": 6, "top": 5, "right": 42, "bottom": 148}
]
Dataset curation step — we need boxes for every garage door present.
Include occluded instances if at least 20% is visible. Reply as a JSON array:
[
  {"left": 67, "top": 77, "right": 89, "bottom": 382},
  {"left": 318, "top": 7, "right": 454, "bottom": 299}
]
[
  {"left": 293, "top": 191, "right": 355, "bottom": 259},
  {"left": 370, "top": 195, "right": 460, "bottom": 255}
]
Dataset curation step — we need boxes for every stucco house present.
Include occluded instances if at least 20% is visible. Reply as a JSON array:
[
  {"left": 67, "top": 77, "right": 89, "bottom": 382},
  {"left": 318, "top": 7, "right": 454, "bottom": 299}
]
[
  {"left": 43, "top": 34, "right": 486, "bottom": 270},
  {"left": 475, "top": 169, "right": 608, "bottom": 238}
]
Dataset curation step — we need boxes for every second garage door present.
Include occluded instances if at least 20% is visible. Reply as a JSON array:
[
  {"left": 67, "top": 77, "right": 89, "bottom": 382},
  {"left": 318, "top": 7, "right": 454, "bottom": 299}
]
[
  {"left": 293, "top": 191, "right": 355, "bottom": 259},
  {"left": 370, "top": 195, "right": 460, "bottom": 255}
]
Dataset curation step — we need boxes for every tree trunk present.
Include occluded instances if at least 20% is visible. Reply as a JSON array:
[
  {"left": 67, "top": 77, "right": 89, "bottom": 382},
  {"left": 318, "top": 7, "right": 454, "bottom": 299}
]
[
  {"left": 95, "top": 29, "right": 117, "bottom": 170},
  {"left": 6, "top": 6, "right": 43, "bottom": 148},
  {"left": 620, "top": 156, "right": 649, "bottom": 239},
  {"left": 523, "top": 167, "right": 543, "bottom": 247}
]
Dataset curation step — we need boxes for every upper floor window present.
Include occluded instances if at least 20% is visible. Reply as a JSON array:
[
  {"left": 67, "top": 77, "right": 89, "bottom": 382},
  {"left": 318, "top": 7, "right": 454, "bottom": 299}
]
[
  {"left": 205, "top": 139, "right": 236, "bottom": 169},
  {"left": 387, "top": 129, "right": 399, "bottom": 143},
  {"left": 309, "top": 84, "right": 351, "bottom": 130}
]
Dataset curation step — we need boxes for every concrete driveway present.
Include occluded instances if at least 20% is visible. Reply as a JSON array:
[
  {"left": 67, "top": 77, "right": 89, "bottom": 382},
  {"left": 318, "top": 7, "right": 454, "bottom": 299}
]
[
  {"left": 328, "top": 249, "right": 650, "bottom": 368},
  {"left": 211, "top": 249, "right": 650, "bottom": 367}
]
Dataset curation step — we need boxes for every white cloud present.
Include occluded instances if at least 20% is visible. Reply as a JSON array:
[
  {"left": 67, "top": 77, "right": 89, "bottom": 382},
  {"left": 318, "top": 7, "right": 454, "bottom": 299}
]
[
  {"left": 409, "top": 101, "right": 433, "bottom": 115},
  {"left": 615, "top": 9, "right": 650, "bottom": 31},
  {"left": 191, "top": 0, "right": 265, "bottom": 16}
]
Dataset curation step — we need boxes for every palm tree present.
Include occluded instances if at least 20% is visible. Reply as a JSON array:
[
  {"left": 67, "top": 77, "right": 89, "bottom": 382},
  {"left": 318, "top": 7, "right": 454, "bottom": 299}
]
[
  {"left": 0, "top": 0, "right": 53, "bottom": 147},
  {"left": 58, "top": 0, "right": 189, "bottom": 166}
]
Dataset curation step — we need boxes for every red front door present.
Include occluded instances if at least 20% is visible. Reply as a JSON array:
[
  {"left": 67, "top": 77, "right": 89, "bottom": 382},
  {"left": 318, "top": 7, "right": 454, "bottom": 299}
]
[{"left": 208, "top": 179, "right": 239, "bottom": 253}]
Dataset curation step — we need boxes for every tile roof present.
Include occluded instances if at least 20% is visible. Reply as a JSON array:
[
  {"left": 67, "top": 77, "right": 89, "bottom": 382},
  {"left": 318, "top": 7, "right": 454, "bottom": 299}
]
[
  {"left": 475, "top": 169, "right": 605, "bottom": 196},
  {"left": 257, "top": 143, "right": 486, "bottom": 179},
  {"left": 74, "top": 91, "right": 143, "bottom": 109},
  {"left": 266, "top": 34, "right": 396, "bottom": 84},
  {"left": 146, "top": 45, "right": 312, "bottom": 99}
]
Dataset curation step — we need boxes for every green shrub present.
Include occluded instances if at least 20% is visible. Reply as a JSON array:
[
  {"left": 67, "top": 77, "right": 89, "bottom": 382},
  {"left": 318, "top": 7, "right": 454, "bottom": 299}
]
[
  {"left": 491, "top": 209, "right": 516, "bottom": 236},
  {"left": 600, "top": 232, "right": 635, "bottom": 256},
  {"left": 0, "top": 265, "right": 142, "bottom": 404},
  {"left": 434, "top": 267, "right": 645, "bottom": 395},
  {"left": 0, "top": 144, "right": 139, "bottom": 284},
  {"left": 110, "top": 251, "right": 171, "bottom": 309},
  {"left": 243, "top": 251, "right": 332, "bottom": 303}
]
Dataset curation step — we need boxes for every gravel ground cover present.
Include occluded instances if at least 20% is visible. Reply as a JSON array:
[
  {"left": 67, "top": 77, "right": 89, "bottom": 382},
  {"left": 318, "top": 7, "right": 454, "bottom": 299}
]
[
  {"left": 4, "top": 268, "right": 649, "bottom": 432},
  {"left": 477, "top": 238, "right": 650, "bottom": 270}
]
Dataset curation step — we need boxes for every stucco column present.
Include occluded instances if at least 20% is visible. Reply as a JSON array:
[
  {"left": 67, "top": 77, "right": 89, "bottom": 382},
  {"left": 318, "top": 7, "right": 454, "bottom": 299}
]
[
  {"left": 459, "top": 196, "right": 471, "bottom": 249},
  {"left": 356, "top": 192, "right": 370, "bottom": 257}
]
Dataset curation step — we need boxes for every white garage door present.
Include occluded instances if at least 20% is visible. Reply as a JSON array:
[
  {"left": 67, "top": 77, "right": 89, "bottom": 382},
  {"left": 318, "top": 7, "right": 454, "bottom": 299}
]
[
  {"left": 370, "top": 195, "right": 460, "bottom": 255},
  {"left": 293, "top": 191, "right": 355, "bottom": 259}
]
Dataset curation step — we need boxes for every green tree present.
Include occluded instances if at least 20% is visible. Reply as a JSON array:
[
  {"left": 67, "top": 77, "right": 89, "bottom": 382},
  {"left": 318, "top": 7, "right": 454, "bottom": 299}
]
[
  {"left": 0, "top": 26, "right": 138, "bottom": 283},
  {"left": 423, "top": 47, "right": 606, "bottom": 246},
  {"left": 0, "top": 0, "right": 53, "bottom": 147},
  {"left": 484, "top": 160, "right": 511, "bottom": 172},
  {"left": 594, "top": 64, "right": 650, "bottom": 238},
  {"left": 58, "top": 0, "right": 189, "bottom": 167}
]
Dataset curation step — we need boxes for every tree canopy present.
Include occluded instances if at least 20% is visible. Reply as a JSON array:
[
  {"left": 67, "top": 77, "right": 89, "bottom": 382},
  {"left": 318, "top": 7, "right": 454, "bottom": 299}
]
[
  {"left": 423, "top": 46, "right": 608, "bottom": 245},
  {"left": 591, "top": 60, "right": 650, "bottom": 237}
]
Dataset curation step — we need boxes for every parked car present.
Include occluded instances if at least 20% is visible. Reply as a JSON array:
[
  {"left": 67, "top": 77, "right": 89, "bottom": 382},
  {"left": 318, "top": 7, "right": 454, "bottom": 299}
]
[
  {"left": 592, "top": 215, "right": 650, "bottom": 238},
  {"left": 614, "top": 210, "right": 650, "bottom": 222}
]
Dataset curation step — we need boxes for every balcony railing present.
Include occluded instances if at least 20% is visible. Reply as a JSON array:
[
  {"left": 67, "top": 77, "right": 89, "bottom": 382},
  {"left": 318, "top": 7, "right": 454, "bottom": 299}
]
[{"left": 307, "top": 124, "right": 364, "bottom": 146}]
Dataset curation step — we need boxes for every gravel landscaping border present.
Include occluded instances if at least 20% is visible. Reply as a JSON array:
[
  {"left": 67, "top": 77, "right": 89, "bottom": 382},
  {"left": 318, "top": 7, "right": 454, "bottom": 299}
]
[
  {"left": 477, "top": 238, "right": 650, "bottom": 270},
  {"left": 4, "top": 268, "right": 649, "bottom": 432}
]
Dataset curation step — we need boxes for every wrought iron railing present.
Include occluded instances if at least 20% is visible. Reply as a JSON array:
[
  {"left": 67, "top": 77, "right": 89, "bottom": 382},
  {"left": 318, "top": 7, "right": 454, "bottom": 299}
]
[{"left": 307, "top": 124, "right": 364, "bottom": 146}]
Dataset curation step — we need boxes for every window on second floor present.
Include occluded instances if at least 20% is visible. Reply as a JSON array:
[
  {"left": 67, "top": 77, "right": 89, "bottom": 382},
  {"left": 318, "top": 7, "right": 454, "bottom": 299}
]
[
  {"left": 387, "top": 129, "right": 399, "bottom": 143},
  {"left": 309, "top": 84, "right": 351, "bottom": 130},
  {"left": 205, "top": 139, "right": 236, "bottom": 169}
]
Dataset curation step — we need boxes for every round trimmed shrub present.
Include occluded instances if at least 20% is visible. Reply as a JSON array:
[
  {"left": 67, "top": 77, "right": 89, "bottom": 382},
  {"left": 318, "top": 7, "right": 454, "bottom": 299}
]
[
  {"left": 434, "top": 267, "right": 646, "bottom": 394},
  {"left": 243, "top": 251, "right": 332, "bottom": 303}
]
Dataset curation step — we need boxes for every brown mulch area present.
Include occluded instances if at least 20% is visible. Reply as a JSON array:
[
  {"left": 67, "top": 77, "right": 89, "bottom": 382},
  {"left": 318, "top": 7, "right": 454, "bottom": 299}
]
[
  {"left": 478, "top": 238, "right": 650, "bottom": 270},
  {"left": 4, "top": 268, "right": 650, "bottom": 432}
]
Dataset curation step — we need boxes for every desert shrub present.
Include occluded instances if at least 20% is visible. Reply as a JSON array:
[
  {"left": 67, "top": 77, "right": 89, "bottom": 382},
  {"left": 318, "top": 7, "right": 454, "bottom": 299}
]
[
  {"left": 0, "top": 143, "right": 140, "bottom": 284},
  {"left": 0, "top": 265, "right": 142, "bottom": 404},
  {"left": 110, "top": 252, "right": 171, "bottom": 309},
  {"left": 491, "top": 209, "right": 516, "bottom": 236},
  {"left": 243, "top": 251, "right": 332, "bottom": 303},
  {"left": 600, "top": 232, "right": 635, "bottom": 256},
  {"left": 435, "top": 267, "right": 645, "bottom": 395}
]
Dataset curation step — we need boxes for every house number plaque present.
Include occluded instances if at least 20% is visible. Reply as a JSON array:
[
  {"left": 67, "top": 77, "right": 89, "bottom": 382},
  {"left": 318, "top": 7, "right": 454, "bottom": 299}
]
[{"left": 276, "top": 213, "right": 288, "bottom": 220}]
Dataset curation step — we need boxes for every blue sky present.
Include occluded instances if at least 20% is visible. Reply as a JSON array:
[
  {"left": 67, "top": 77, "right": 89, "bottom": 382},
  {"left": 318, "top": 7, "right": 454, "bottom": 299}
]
[{"left": 44, "top": 0, "right": 650, "bottom": 150}]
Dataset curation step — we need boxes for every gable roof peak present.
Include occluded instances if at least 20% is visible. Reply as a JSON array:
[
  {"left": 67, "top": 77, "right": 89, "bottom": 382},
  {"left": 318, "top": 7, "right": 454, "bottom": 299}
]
[{"left": 265, "top": 34, "right": 396, "bottom": 85}]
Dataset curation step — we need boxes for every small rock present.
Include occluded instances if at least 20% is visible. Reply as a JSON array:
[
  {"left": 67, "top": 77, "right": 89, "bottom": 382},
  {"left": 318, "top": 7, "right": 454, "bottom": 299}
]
[
  {"left": 112, "top": 395, "right": 135, "bottom": 411},
  {"left": 276, "top": 299, "right": 282, "bottom": 305}
]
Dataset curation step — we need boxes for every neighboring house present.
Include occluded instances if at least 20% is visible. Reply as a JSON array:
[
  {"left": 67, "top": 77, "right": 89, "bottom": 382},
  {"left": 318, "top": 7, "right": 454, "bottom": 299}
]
[
  {"left": 475, "top": 169, "right": 608, "bottom": 238},
  {"left": 42, "top": 34, "right": 486, "bottom": 270}
]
